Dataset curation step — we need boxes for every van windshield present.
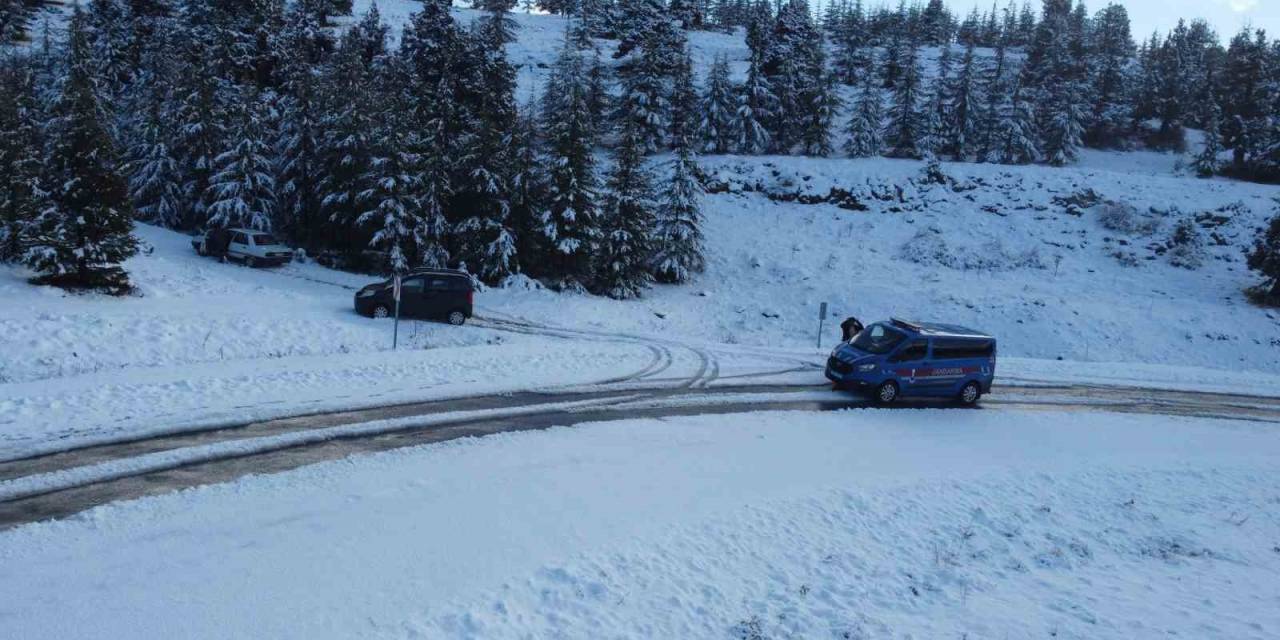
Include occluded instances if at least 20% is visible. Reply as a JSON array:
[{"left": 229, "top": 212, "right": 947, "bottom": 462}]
[
  {"left": 851, "top": 324, "right": 906, "bottom": 354},
  {"left": 253, "top": 234, "right": 278, "bottom": 246}
]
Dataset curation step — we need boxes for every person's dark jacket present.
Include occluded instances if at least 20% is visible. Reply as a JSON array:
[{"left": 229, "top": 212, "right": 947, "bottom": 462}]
[{"left": 840, "top": 317, "right": 865, "bottom": 342}]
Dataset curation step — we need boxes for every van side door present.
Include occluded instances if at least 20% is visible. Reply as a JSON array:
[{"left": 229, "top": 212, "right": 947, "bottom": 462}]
[
  {"left": 397, "top": 276, "right": 428, "bottom": 318},
  {"left": 888, "top": 339, "right": 930, "bottom": 397}
]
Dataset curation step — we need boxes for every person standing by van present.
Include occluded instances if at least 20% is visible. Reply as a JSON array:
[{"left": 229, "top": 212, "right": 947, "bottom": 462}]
[{"left": 840, "top": 316, "right": 865, "bottom": 342}]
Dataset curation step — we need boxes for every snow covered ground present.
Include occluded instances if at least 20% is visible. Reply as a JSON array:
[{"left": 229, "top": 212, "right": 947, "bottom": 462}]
[{"left": 2, "top": 407, "right": 1278, "bottom": 639}]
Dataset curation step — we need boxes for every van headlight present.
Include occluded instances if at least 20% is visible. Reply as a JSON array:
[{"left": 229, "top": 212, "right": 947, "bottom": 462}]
[
  {"left": 858, "top": 364, "right": 877, "bottom": 372},
  {"left": 358, "top": 289, "right": 376, "bottom": 298}
]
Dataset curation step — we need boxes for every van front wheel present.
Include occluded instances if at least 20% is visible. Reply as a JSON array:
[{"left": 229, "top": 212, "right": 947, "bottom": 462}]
[
  {"left": 958, "top": 381, "right": 982, "bottom": 406},
  {"left": 874, "top": 381, "right": 898, "bottom": 405}
]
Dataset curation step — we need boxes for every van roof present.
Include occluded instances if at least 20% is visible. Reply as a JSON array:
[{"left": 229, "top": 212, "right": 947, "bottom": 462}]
[
  {"left": 890, "top": 318, "right": 993, "bottom": 340},
  {"left": 408, "top": 268, "right": 471, "bottom": 278}
]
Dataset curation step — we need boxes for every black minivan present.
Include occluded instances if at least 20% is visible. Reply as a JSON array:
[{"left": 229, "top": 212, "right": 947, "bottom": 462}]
[{"left": 354, "top": 269, "right": 474, "bottom": 326}]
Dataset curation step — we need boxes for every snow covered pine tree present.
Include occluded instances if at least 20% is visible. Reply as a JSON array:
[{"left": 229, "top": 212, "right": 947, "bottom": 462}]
[{"left": 21, "top": 7, "right": 138, "bottom": 294}]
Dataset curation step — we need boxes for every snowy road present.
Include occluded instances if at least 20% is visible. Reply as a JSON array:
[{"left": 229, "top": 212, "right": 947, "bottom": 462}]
[{"left": 3, "top": 378, "right": 1280, "bottom": 530}]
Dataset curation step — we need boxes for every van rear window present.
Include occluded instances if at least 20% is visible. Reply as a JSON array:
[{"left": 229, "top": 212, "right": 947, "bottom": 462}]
[{"left": 932, "top": 340, "right": 995, "bottom": 360}]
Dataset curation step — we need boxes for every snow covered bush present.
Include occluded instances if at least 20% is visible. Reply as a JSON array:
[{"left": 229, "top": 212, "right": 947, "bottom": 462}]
[
  {"left": 1166, "top": 218, "right": 1206, "bottom": 270},
  {"left": 897, "top": 228, "right": 1046, "bottom": 272},
  {"left": 1095, "top": 201, "right": 1160, "bottom": 237},
  {"left": 1246, "top": 206, "right": 1280, "bottom": 305}
]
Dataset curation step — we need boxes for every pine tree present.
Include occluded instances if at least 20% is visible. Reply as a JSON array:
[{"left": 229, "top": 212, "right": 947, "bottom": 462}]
[
  {"left": 699, "top": 54, "right": 737, "bottom": 154},
  {"left": 538, "top": 35, "right": 602, "bottom": 286},
  {"left": 973, "top": 42, "right": 1009, "bottom": 161},
  {"left": 454, "top": 2, "right": 520, "bottom": 284},
  {"left": 508, "top": 97, "right": 546, "bottom": 273},
  {"left": 669, "top": 44, "right": 698, "bottom": 151},
  {"left": 358, "top": 111, "right": 424, "bottom": 275},
  {"left": 653, "top": 49, "right": 706, "bottom": 285},
  {"left": 1193, "top": 94, "right": 1223, "bottom": 178},
  {"left": 801, "top": 46, "right": 840, "bottom": 156},
  {"left": 348, "top": 2, "right": 389, "bottom": 67},
  {"left": 765, "top": 1, "right": 823, "bottom": 152},
  {"left": 736, "top": 47, "right": 776, "bottom": 154},
  {"left": 1041, "top": 83, "right": 1086, "bottom": 165},
  {"left": 884, "top": 42, "right": 925, "bottom": 158},
  {"left": 22, "top": 7, "right": 138, "bottom": 292},
  {"left": 1221, "top": 29, "right": 1271, "bottom": 171},
  {"left": 651, "top": 145, "right": 706, "bottom": 285},
  {"left": 1085, "top": 3, "right": 1134, "bottom": 147},
  {"left": 584, "top": 50, "right": 609, "bottom": 135},
  {"left": 405, "top": 79, "right": 454, "bottom": 270},
  {"left": 945, "top": 43, "right": 982, "bottom": 160},
  {"left": 317, "top": 32, "right": 375, "bottom": 250},
  {"left": 595, "top": 121, "right": 655, "bottom": 299},
  {"left": 169, "top": 12, "right": 230, "bottom": 230},
  {"left": 616, "top": 9, "right": 676, "bottom": 154},
  {"left": 397, "top": 1, "right": 468, "bottom": 270},
  {"left": 274, "top": 3, "right": 327, "bottom": 244},
  {"left": 831, "top": 0, "right": 867, "bottom": 85},
  {"left": 206, "top": 90, "right": 277, "bottom": 231},
  {"left": 670, "top": 0, "right": 703, "bottom": 30},
  {"left": 0, "top": 57, "right": 46, "bottom": 263},
  {"left": 126, "top": 66, "right": 184, "bottom": 228},
  {"left": 614, "top": 0, "right": 666, "bottom": 60},
  {"left": 845, "top": 58, "right": 884, "bottom": 158},
  {"left": 919, "top": 46, "right": 953, "bottom": 159},
  {"left": 992, "top": 79, "right": 1041, "bottom": 164},
  {"left": 919, "top": 0, "right": 952, "bottom": 46},
  {"left": 1, "top": 0, "right": 30, "bottom": 46}
]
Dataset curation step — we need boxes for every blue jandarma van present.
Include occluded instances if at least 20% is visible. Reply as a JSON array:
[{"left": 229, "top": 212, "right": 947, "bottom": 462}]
[{"left": 825, "top": 318, "right": 997, "bottom": 405}]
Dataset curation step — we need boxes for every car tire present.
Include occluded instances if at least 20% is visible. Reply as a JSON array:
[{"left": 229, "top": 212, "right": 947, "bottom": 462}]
[
  {"left": 447, "top": 310, "right": 467, "bottom": 326},
  {"left": 244, "top": 256, "right": 256, "bottom": 268},
  {"left": 874, "top": 381, "right": 899, "bottom": 405},
  {"left": 958, "top": 381, "right": 982, "bottom": 406},
  {"left": 372, "top": 304, "right": 391, "bottom": 319}
]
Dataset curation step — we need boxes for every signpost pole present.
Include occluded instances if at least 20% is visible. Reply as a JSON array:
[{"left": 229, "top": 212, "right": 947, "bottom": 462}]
[
  {"left": 393, "top": 275, "right": 402, "bottom": 351},
  {"left": 817, "top": 301, "right": 828, "bottom": 350}
]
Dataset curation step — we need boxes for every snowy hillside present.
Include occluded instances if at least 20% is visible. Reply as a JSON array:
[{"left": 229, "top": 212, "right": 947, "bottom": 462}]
[
  {"left": 344, "top": 2, "right": 1280, "bottom": 371},
  {"left": 4, "top": 5, "right": 1280, "bottom": 460}
]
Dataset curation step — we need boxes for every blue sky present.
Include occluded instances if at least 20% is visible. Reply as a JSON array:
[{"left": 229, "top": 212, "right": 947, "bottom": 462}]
[
  {"left": 949, "top": 0, "right": 1278, "bottom": 39},
  {"left": 806, "top": 1, "right": 1279, "bottom": 41}
]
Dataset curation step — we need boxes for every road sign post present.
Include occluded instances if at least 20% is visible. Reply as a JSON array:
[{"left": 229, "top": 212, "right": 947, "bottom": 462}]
[
  {"left": 393, "top": 275, "right": 402, "bottom": 351},
  {"left": 817, "top": 301, "right": 828, "bottom": 350}
]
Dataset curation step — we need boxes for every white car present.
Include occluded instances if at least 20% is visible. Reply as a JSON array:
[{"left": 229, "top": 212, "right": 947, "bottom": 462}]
[{"left": 193, "top": 228, "right": 293, "bottom": 267}]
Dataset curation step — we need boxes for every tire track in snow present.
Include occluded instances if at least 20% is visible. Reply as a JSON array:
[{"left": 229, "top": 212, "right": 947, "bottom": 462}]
[{"left": 4, "top": 383, "right": 1280, "bottom": 530}]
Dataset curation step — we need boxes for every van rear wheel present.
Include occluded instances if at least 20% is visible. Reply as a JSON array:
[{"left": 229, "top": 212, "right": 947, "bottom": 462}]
[
  {"left": 447, "top": 310, "right": 467, "bottom": 326},
  {"left": 958, "top": 381, "right": 982, "bottom": 406},
  {"left": 874, "top": 381, "right": 899, "bottom": 405}
]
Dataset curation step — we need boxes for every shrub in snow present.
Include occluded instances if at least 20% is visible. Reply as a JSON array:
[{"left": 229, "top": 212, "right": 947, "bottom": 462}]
[
  {"left": 499, "top": 273, "right": 545, "bottom": 291},
  {"left": 1110, "top": 249, "right": 1142, "bottom": 268},
  {"left": 1246, "top": 206, "right": 1280, "bottom": 305},
  {"left": 897, "top": 228, "right": 1045, "bottom": 271},
  {"left": 1053, "top": 188, "right": 1104, "bottom": 215},
  {"left": 1095, "top": 202, "right": 1160, "bottom": 237},
  {"left": 1166, "top": 218, "right": 1206, "bottom": 270},
  {"left": 918, "top": 156, "right": 949, "bottom": 185}
]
